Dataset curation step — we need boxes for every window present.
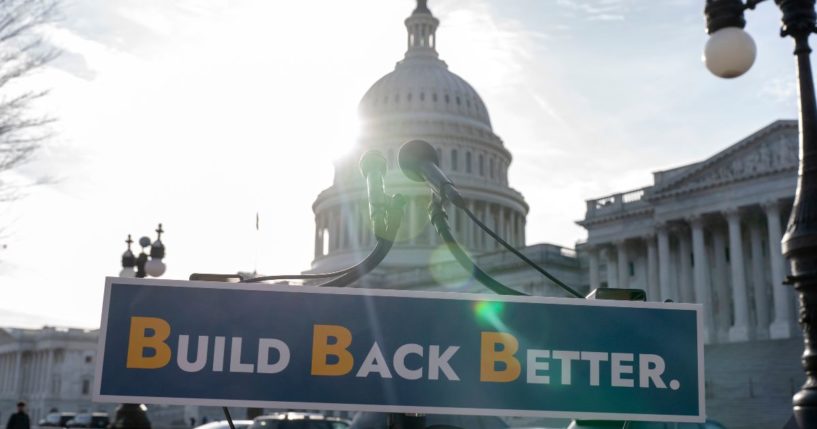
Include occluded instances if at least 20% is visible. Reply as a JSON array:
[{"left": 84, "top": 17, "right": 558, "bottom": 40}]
[
  {"left": 479, "top": 154, "right": 484, "bottom": 176},
  {"left": 629, "top": 262, "right": 635, "bottom": 277},
  {"left": 82, "top": 379, "right": 90, "bottom": 395},
  {"left": 451, "top": 149, "right": 458, "bottom": 171},
  {"left": 466, "top": 152, "right": 472, "bottom": 173},
  {"left": 84, "top": 355, "right": 92, "bottom": 364},
  {"left": 420, "top": 92, "right": 425, "bottom": 101},
  {"left": 394, "top": 94, "right": 400, "bottom": 103},
  {"left": 456, "top": 96, "right": 461, "bottom": 105},
  {"left": 407, "top": 93, "right": 412, "bottom": 102},
  {"left": 444, "top": 94, "right": 450, "bottom": 103},
  {"left": 432, "top": 93, "right": 438, "bottom": 102}
]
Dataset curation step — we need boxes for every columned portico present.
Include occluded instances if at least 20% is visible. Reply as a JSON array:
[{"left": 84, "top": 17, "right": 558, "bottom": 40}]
[{"left": 578, "top": 119, "right": 801, "bottom": 344}]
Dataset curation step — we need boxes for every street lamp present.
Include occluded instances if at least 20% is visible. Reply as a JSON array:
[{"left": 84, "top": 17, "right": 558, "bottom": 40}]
[
  {"left": 703, "top": 1, "right": 817, "bottom": 427},
  {"left": 120, "top": 224, "right": 166, "bottom": 278},
  {"left": 113, "top": 224, "right": 166, "bottom": 429}
]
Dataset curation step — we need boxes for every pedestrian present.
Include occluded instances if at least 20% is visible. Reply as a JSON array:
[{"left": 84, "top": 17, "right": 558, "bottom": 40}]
[{"left": 5, "top": 402, "right": 29, "bottom": 429}]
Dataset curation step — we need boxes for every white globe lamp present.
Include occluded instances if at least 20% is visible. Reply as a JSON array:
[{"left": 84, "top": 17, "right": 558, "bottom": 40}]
[{"left": 703, "top": 27, "right": 756, "bottom": 78}]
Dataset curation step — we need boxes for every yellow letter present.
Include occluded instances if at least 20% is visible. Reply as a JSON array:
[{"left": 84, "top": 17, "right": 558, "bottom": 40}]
[
  {"left": 480, "top": 332, "right": 520, "bottom": 382},
  {"left": 311, "top": 324, "right": 353, "bottom": 376},
  {"left": 126, "top": 316, "right": 172, "bottom": 369}
]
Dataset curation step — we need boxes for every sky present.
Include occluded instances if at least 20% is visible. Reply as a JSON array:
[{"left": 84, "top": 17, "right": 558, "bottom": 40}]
[{"left": 0, "top": 0, "right": 802, "bottom": 328}]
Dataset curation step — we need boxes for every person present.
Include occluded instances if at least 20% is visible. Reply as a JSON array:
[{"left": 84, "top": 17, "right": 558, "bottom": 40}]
[{"left": 6, "top": 402, "right": 29, "bottom": 429}]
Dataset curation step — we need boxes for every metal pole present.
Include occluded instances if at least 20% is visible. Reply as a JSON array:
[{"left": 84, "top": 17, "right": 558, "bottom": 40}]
[{"left": 776, "top": 1, "right": 817, "bottom": 427}]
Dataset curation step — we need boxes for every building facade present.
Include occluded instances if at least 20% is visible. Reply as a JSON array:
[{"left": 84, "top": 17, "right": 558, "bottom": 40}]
[
  {"left": 577, "top": 120, "right": 800, "bottom": 344},
  {"left": 0, "top": 327, "right": 112, "bottom": 424}
]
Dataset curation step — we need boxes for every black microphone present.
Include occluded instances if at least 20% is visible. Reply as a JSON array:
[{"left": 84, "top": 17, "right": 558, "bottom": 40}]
[
  {"left": 359, "top": 150, "right": 389, "bottom": 238},
  {"left": 398, "top": 140, "right": 465, "bottom": 207}
]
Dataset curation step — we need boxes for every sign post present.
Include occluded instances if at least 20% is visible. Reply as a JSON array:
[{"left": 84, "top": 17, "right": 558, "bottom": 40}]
[{"left": 95, "top": 277, "right": 705, "bottom": 423}]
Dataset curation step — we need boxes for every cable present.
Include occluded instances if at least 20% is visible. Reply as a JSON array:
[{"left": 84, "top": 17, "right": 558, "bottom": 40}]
[
  {"left": 244, "top": 243, "right": 384, "bottom": 282},
  {"left": 461, "top": 206, "right": 583, "bottom": 298},
  {"left": 319, "top": 195, "right": 405, "bottom": 287},
  {"left": 429, "top": 199, "right": 526, "bottom": 296}
]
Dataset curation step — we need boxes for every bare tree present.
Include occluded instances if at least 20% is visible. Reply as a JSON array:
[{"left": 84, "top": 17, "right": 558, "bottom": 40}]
[{"left": 0, "top": 0, "right": 59, "bottom": 202}]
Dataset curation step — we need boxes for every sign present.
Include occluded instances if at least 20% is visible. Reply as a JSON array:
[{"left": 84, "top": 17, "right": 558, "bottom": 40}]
[{"left": 94, "top": 277, "right": 704, "bottom": 423}]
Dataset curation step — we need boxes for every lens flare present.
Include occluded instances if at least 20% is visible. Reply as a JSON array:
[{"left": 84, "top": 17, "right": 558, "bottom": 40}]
[{"left": 474, "top": 300, "right": 508, "bottom": 331}]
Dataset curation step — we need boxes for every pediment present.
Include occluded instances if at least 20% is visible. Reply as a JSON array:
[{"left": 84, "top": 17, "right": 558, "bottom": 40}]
[{"left": 648, "top": 120, "right": 798, "bottom": 200}]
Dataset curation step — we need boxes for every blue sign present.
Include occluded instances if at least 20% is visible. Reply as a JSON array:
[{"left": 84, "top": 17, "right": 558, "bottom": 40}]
[{"left": 94, "top": 277, "right": 704, "bottom": 423}]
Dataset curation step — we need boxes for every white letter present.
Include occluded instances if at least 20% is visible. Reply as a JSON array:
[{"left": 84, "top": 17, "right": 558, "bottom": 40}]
[
  {"left": 356, "top": 343, "right": 392, "bottom": 378},
  {"left": 639, "top": 354, "right": 667, "bottom": 388},
  {"left": 212, "top": 336, "right": 225, "bottom": 372},
  {"left": 177, "top": 335, "right": 208, "bottom": 373},
  {"left": 257, "top": 338, "right": 290, "bottom": 374},
  {"left": 580, "top": 351, "right": 608, "bottom": 386},
  {"left": 429, "top": 345, "right": 459, "bottom": 381},
  {"left": 552, "top": 350, "right": 580, "bottom": 385},
  {"left": 230, "top": 337, "right": 254, "bottom": 373},
  {"left": 526, "top": 349, "right": 550, "bottom": 384},
  {"left": 611, "top": 353, "right": 634, "bottom": 387},
  {"left": 393, "top": 343, "right": 423, "bottom": 380}
]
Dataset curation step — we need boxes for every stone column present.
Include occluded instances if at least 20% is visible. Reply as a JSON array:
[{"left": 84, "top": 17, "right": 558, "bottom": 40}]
[
  {"left": 616, "top": 240, "right": 628, "bottom": 289},
  {"left": 657, "top": 223, "right": 673, "bottom": 301},
  {"left": 605, "top": 246, "right": 618, "bottom": 289},
  {"left": 314, "top": 216, "right": 321, "bottom": 257},
  {"left": 712, "top": 226, "right": 730, "bottom": 342},
  {"left": 678, "top": 227, "right": 694, "bottom": 303},
  {"left": 645, "top": 233, "right": 660, "bottom": 301},
  {"left": 688, "top": 215, "right": 715, "bottom": 343},
  {"left": 725, "top": 208, "right": 750, "bottom": 342},
  {"left": 467, "top": 200, "right": 476, "bottom": 248},
  {"left": 408, "top": 198, "right": 417, "bottom": 245},
  {"left": 44, "top": 349, "right": 53, "bottom": 398},
  {"left": 588, "top": 245, "right": 601, "bottom": 291},
  {"left": 13, "top": 350, "right": 21, "bottom": 395},
  {"left": 765, "top": 200, "right": 795, "bottom": 338},
  {"left": 498, "top": 206, "right": 505, "bottom": 243},
  {"left": 749, "top": 216, "right": 770, "bottom": 339}
]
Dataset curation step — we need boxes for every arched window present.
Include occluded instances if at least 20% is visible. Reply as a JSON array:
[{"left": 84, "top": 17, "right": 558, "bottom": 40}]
[
  {"left": 444, "top": 94, "right": 450, "bottom": 104},
  {"left": 451, "top": 149, "right": 458, "bottom": 171},
  {"left": 456, "top": 96, "right": 461, "bottom": 105},
  {"left": 466, "top": 152, "right": 472, "bottom": 173}
]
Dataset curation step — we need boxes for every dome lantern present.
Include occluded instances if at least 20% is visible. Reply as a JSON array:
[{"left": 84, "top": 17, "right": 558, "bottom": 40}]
[{"left": 405, "top": 0, "right": 439, "bottom": 59}]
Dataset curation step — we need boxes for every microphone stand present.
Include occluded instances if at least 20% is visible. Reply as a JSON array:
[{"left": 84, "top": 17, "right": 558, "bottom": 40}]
[
  {"left": 320, "top": 194, "right": 406, "bottom": 287},
  {"left": 428, "top": 194, "right": 526, "bottom": 296}
]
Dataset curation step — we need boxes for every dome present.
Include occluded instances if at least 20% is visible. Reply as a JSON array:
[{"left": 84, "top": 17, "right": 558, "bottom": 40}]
[{"left": 359, "top": 57, "right": 493, "bottom": 130}]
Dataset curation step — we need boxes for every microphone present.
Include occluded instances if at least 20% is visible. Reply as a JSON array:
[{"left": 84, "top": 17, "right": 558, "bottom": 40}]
[
  {"left": 359, "top": 150, "right": 389, "bottom": 238},
  {"left": 398, "top": 140, "right": 465, "bottom": 207}
]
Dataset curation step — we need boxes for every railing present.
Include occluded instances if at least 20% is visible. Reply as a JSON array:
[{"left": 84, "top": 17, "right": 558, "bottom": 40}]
[{"left": 585, "top": 186, "right": 652, "bottom": 219}]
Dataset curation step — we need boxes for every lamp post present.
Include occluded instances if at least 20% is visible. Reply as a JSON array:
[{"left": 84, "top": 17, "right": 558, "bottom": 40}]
[
  {"left": 112, "top": 224, "right": 166, "bottom": 429},
  {"left": 120, "top": 224, "right": 167, "bottom": 279},
  {"left": 703, "top": 1, "right": 817, "bottom": 427}
]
